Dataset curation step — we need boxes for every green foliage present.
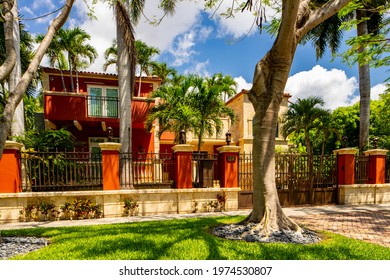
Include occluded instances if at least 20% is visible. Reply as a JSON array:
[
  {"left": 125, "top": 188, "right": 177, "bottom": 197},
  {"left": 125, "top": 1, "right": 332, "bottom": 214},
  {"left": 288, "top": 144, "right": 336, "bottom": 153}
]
[
  {"left": 122, "top": 195, "right": 139, "bottom": 216},
  {"left": 16, "top": 128, "right": 75, "bottom": 151},
  {"left": 19, "top": 199, "right": 57, "bottom": 222},
  {"left": 3, "top": 217, "right": 390, "bottom": 260},
  {"left": 60, "top": 198, "right": 102, "bottom": 220}
]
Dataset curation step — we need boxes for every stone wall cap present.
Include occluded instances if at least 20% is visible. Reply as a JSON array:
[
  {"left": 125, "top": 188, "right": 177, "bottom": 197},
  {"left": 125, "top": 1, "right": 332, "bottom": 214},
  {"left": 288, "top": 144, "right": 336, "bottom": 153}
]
[
  {"left": 217, "top": 146, "right": 240, "bottom": 153},
  {"left": 4, "top": 141, "right": 24, "bottom": 150},
  {"left": 363, "top": 149, "right": 389, "bottom": 156},
  {"left": 333, "top": 148, "right": 359, "bottom": 155},
  {"left": 172, "top": 144, "right": 194, "bottom": 152},
  {"left": 99, "top": 142, "right": 122, "bottom": 151}
]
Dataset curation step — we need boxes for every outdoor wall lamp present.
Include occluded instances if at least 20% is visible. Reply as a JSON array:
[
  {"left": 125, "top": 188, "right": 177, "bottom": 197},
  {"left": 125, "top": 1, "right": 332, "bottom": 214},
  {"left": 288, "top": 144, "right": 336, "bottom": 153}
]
[
  {"left": 226, "top": 130, "right": 232, "bottom": 146},
  {"left": 179, "top": 130, "right": 186, "bottom": 144},
  {"left": 107, "top": 127, "right": 113, "bottom": 142}
]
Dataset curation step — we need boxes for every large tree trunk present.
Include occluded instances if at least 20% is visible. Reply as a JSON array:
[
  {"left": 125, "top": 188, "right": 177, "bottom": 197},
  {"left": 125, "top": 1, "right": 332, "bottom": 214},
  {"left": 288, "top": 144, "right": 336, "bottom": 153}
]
[
  {"left": 10, "top": 0, "right": 25, "bottom": 137},
  {"left": 0, "top": 0, "right": 16, "bottom": 81},
  {"left": 213, "top": 0, "right": 352, "bottom": 242},
  {"left": 0, "top": 0, "right": 75, "bottom": 158},
  {"left": 357, "top": 9, "right": 371, "bottom": 151},
  {"left": 246, "top": 52, "right": 301, "bottom": 235}
]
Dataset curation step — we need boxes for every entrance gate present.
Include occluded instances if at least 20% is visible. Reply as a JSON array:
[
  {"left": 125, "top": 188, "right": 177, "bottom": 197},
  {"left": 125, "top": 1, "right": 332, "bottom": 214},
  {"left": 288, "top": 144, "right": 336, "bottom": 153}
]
[{"left": 238, "top": 153, "right": 338, "bottom": 208}]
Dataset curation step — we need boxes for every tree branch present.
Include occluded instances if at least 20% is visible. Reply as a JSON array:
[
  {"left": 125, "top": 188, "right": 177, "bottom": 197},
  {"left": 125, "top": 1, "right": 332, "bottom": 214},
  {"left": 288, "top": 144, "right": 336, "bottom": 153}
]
[
  {"left": 297, "top": 0, "right": 352, "bottom": 40},
  {"left": 0, "top": 0, "right": 76, "bottom": 158},
  {"left": 0, "top": 0, "right": 16, "bottom": 80}
]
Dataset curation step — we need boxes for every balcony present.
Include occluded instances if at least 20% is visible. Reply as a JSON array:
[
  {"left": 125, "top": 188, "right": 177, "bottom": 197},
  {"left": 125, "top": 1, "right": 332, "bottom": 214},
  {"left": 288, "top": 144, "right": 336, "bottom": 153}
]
[{"left": 87, "top": 95, "right": 119, "bottom": 118}]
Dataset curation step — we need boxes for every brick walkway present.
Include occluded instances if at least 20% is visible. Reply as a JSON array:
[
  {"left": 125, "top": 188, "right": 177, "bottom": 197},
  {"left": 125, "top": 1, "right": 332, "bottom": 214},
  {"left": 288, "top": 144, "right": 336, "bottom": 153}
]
[{"left": 290, "top": 209, "right": 390, "bottom": 248}]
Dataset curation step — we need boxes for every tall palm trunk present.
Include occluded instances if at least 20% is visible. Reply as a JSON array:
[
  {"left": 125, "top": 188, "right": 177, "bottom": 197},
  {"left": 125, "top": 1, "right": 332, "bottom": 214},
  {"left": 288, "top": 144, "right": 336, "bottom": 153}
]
[
  {"left": 10, "top": 0, "right": 24, "bottom": 137},
  {"left": 357, "top": 9, "right": 371, "bottom": 151}
]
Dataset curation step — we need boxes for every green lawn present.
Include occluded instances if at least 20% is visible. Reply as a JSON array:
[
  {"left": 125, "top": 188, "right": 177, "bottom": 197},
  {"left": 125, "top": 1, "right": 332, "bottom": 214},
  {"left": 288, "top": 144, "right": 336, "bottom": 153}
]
[{"left": 3, "top": 216, "right": 390, "bottom": 260}]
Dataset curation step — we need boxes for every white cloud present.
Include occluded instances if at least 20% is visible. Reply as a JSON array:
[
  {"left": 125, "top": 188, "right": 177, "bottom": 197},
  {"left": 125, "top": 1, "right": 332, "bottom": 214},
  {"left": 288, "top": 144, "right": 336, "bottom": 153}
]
[
  {"left": 170, "top": 30, "right": 197, "bottom": 67},
  {"left": 234, "top": 76, "right": 252, "bottom": 93},
  {"left": 371, "top": 83, "right": 387, "bottom": 100},
  {"left": 184, "top": 61, "right": 210, "bottom": 77},
  {"left": 285, "top": 65, "right": 358, "bottom": 110}
]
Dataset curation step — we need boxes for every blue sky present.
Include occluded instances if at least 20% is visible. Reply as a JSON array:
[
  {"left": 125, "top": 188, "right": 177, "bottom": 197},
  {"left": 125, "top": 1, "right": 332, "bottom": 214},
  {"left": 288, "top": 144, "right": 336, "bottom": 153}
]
[{"left": 18, "top": 0, "right": 389, "bottom": 110}]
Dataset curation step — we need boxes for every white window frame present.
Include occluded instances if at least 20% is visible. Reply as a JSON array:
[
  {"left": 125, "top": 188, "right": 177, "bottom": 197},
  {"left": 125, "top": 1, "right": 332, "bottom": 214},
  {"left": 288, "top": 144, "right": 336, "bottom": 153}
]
[{"left": 87, "top": 86, "right": 119, "bottom": 118}]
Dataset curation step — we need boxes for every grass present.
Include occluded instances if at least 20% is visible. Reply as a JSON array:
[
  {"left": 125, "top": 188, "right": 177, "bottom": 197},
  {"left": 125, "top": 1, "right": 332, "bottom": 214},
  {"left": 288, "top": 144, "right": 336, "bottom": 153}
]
[{"left": 2, "top": 216, "right": 390, "bottom": 260}]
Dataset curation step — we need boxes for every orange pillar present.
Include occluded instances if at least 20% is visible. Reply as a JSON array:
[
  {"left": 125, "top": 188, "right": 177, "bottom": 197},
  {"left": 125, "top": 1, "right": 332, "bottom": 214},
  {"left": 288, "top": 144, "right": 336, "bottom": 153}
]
[
  {"left": 364, "top": 149, "right": 389, "bottom": 184},
  {"left": 99, "top": 142, "right": 121, "bottom": 191},
  {"left": 217, "top": 146, "right": 240, "bottom": 188},
  {"left": 333, "top": 148, "right": 358, "bottom": 185},
  {"left": 172, "top": 144, "right": 194, "bottom": 189},
  {"left": 0, "top": 141, "right": 23, "bottom": 193}
]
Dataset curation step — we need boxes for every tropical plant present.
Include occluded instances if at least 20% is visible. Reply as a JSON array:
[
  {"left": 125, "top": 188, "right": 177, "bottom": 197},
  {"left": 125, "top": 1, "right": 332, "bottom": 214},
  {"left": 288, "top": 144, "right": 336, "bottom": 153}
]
[
  {"left": 0, "top": 0, "right": 75, "bottom": 158},
  {"left": 304, "top": 0, "right": 390, "bottom": 150},
  {"left": 151, "top": 62, "right": 177, "bottom": 85},
  {"left": 282, "top": 96, "right": 329, "bottom": 155},
  {"left": 103, "top": 39, "right": 117, "bottom": 72},
  {"left": 190, "top": 73, "right": 237, "bottom": 153},
  {"left": 145, "top": 74, "right": 199, "bottom": 143},
  {"left": 134, "top": 40, "right": 160, "bottom": 96}
]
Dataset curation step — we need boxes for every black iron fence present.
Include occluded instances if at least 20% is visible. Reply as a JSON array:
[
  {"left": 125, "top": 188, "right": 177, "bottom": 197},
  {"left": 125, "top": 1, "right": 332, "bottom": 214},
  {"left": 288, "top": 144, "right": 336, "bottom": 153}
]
[
  {"left": 87, "top": 95, "right": 119, "bottom": 118},
  {"left": 20, "top": 150, "right": 102, "bottom": 192},
  {"left": 354, "top": 155, "right": 369, "bottom": 184},
  {"left": 239, "top": 153, "right": 338, "bottom": 190},
  {"left": 192, "top": 152, "right": 219, "bottom": 188},
  {"left": 120, "top": 152, "right": 175, "bottom": 188}
]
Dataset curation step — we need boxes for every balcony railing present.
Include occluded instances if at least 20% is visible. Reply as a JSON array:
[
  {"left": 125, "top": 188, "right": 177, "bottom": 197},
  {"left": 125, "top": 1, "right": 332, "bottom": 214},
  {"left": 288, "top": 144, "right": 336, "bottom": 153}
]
[{"left": 87, "top": 95, "right": 119, "bottom": 118}]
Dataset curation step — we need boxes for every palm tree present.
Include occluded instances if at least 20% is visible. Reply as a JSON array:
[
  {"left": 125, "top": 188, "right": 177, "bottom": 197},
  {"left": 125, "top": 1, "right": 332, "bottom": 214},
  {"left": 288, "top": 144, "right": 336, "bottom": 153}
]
[
  {"left": 135, "top": 40, "right": 160, "bottom": 96},
  {"left": 145, "top": 75, "right": 199, "bottom": 143},
  {"left": 103, "top": 39, "right": 117, "bottom": 72},
  {"left": 36, "top": 33, "right": 68, "bottom": 91},
  {"left": 54, "top": 27, "right": 97, "bottom": 93},
  {"left": 190, "top": 73, "right": 237, "bottom": 153},
  {"left": 151, "top": 62, "right": 177, "bottom": 85},
  {"left": 305, "top": 0, "right": 389, "bottom": 150},
  {"left": 282, "top": 96, "right": 329, "bottom": 155}
]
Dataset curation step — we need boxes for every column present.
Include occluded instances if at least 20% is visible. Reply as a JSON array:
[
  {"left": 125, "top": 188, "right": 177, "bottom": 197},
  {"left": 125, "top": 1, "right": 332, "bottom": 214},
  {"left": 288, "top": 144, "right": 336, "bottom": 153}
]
[
  {"left": 99, "top": 142, "right": 121, "bottom": 191},
  {"left": 217, "top": 146, "right": 240, "bottom": 188},
  {"left": 363, "top": 149, "right": 389, "bottom": 184},
  {"left": 0, "top": 141, "right": 24, "bottom": 193},
  {"left": 333, "top": 148, "right": 358, "bottom": 185},
  {"left": 172, "top": 144, "right": 193, "bottom": 189}
]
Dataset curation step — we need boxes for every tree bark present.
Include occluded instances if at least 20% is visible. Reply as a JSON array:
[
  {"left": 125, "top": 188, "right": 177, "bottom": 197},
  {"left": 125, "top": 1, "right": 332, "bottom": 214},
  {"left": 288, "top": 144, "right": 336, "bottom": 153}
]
[
  {"left": 0, "top": 0, "right": 16, "bottom": 81},
  {"left": 240, "top": 0, "right": 352, "bottom": 236},
  {"left": 0, "top": 0, "right": 76, "bottom": 158},
  {"left": 10, "top": 0, "right": 25, "bottom": 137},
  {"left": 357, "top": 9, "right": 370, "bottom": 151}
]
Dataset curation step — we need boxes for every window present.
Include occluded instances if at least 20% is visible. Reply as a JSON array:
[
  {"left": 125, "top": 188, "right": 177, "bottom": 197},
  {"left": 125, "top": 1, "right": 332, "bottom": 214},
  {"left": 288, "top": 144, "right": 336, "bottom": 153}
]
[{"left": 87, "top": 86, "right": 119, "bottom": 118}]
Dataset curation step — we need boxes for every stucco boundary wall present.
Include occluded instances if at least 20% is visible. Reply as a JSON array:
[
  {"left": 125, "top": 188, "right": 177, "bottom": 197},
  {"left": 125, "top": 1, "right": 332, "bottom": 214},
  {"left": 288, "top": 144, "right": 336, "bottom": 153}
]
[
  {"left": 339, "top": 184, "right": 390, "bottom": 205},
  {"left": 0, "top": 188, "right": 240, "bottom": 224}
]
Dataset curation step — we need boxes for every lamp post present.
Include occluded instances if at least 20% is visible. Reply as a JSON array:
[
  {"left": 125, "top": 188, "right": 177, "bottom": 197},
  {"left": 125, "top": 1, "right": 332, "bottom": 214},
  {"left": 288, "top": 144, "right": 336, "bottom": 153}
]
[
  {"left": 225, "top": 130, "right": 231, "bottom": 146},
  {"left": 373, "top": 137, "right": 379, "bottom": 149}
]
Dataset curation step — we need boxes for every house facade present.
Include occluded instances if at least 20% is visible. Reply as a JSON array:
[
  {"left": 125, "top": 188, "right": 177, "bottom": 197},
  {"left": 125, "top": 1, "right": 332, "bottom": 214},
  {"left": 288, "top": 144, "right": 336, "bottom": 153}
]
[
  {"left": 42, "top": 67, "right": 169, "bottom": 155},
  {"left": 42, "top": 68, "right": 290, "bottom": 154}
]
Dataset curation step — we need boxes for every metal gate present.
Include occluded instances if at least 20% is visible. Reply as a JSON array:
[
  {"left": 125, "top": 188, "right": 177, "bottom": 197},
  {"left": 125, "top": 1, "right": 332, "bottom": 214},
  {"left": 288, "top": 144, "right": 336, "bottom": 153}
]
[{"left": 238, "top": 153, "right": 338, "bottom": 208}]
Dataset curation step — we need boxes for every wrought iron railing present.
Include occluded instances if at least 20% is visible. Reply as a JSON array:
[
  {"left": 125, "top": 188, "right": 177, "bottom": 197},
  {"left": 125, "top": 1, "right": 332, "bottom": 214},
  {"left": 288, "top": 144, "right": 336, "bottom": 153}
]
[
  {"left": 20, "top": 150, "right": 102, "bottom": 192},
  {"left": 354, "top": 155, "right": 369, "bottom": 184},
  {"left": 192, "top": 152, "right": 219, "bottom": 188},
  {"left": 120, "top": 152, "right": 175, "bottom": 188},
  {"left": 87, "top": 95, "right": 119, "bottom": 118},
  {"left": 239, "top": 153, "right": 337, "bottom": 190}
]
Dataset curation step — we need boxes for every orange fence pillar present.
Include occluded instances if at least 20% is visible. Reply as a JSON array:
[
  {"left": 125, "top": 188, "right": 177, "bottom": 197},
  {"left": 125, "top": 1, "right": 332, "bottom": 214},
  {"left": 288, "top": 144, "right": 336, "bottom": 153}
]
[
  {"left": 333, "top": 148, "right": 358, "bottom": 185},
  {"left": 363, "top": 149, "right": 389, "bottom": 184},
  {"left": 0, "top": 141, "right": 23, "bottom": 193},
  {"left": 217, "top": 146, "right": 240, "bottom": 188},
  {"left": 172, "top": 144, "right": 194, "bottom": 189},
  {"left": 99, "top": 142, "right": 121, "bottom": 191}
]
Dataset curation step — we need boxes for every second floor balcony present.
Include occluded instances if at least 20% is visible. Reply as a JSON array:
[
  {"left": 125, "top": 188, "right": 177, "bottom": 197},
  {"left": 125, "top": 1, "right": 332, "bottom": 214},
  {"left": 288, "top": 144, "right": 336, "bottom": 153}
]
[{"left": 87, "top": 95, "right": 119, "bottom": 118}]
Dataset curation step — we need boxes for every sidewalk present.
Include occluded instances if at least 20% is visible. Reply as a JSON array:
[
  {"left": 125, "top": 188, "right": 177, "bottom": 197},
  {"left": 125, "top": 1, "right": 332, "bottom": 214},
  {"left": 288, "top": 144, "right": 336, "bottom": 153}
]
[{"left": 1, "top": 203, "right": 389, "bottom": 248}]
